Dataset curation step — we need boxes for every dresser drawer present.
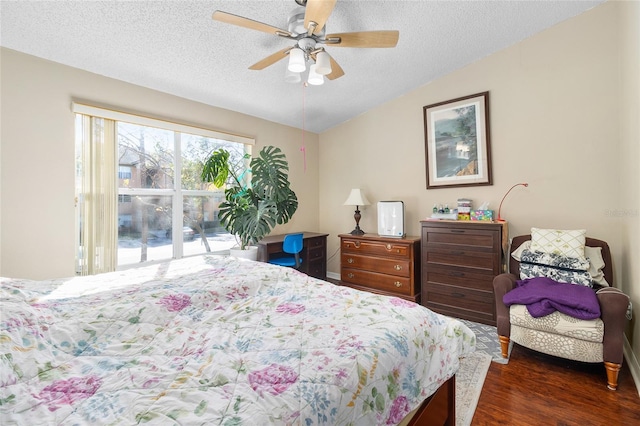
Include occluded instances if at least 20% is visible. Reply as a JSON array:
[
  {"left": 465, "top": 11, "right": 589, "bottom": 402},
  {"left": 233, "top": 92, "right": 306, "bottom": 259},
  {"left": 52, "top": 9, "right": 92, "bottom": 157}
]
[
  {"left": 423, "top": 284, "right": 495, "bottom": 320},
  {"left": 422, "top": 226, "right": 498, "bottom": 250},
  {"left": 307, "top": 259, "right": 326, "bottom": 280},
  {"left": 341, "top": 238, "right": 411, "bottom": 258},
  {"left": 423, "top": 302, "right": 495, "bottom": 325},
  {"left": 341, "top": 253, "right": 411, "bottom": 278},
  {"left": 341, "top": 267, "right": 412, "bottom": 296},
  {"left": 308, "top": 246, "right": 325, "bottom": 262},
  {"left": 424, "top": 247, "right": 498, "bottom": 273},
  {"left": 424, "top": 264, "right": 494, "bottom": 292},
  {"left": 307, "top": 236, "right": 326, "bottom": 249}
]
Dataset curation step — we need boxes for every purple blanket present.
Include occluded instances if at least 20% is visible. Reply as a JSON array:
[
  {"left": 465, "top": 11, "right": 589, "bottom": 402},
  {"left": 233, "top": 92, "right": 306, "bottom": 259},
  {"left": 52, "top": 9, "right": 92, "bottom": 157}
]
[{"left": 503, "top": 276, "right": 600, "bottom": 320}]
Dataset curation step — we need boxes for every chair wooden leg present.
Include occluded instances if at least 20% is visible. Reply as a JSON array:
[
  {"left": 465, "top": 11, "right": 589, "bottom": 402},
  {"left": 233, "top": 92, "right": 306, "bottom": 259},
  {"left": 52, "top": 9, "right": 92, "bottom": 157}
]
[
  {"left": 604, "top": 361, "right": 621, "bottom": 390},
  {"left": 499, "top": 335, "right": 510, "bottom": 358}
]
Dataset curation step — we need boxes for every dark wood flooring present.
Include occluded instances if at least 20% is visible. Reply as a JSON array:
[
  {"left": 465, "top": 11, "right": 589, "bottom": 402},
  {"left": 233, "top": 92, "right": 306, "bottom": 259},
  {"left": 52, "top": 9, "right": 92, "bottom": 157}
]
[{"left": 472, "top": 344, "right": 640, "bottom": 425}]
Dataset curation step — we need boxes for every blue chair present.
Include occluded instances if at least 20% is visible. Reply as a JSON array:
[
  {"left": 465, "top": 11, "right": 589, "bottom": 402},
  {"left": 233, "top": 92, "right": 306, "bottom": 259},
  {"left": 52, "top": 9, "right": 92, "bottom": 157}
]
[{"left": 268, "top": 233, "right": 303, "bottom": 269}]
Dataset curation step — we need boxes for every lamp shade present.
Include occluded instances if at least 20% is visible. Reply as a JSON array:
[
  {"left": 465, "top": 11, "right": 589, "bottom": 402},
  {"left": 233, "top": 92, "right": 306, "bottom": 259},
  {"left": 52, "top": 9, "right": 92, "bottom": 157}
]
[
  {"left": 315, "top": 50, "right": 332, "bottom": 75},
  {"left": 288, "top": 47, "right": 306, "bottom": 73},
  {"left": 284, "top": 67, "right": 301, "bottom": 84},
  {"left": 307, "top": 64, "right": 324, "bottom": 85},
  {"left": 343, "top": 188, "right": 370, "bottom": 206}
]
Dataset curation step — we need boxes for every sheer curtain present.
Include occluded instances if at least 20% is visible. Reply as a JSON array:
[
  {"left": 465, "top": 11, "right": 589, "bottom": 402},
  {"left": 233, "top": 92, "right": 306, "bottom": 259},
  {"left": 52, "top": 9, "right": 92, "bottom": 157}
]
[{"left": 76, "top": 115, "right": 118, "bottom": 275}]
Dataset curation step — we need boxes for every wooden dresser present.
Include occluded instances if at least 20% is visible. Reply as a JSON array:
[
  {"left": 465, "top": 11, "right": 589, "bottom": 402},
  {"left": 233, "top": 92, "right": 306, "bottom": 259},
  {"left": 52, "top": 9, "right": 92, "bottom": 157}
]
[
  {"left": 420, "top": 221, "right": 507, "bottom": 326},
  {"left": 339, "top": 234, "right": 421, "bottom": 302}
]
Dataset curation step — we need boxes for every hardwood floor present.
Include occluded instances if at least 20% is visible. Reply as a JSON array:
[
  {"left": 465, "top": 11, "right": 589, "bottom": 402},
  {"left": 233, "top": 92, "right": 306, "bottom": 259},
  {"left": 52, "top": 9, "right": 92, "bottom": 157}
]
[{"left": 473, "top": 344, "right": 640, "bottom": 425}]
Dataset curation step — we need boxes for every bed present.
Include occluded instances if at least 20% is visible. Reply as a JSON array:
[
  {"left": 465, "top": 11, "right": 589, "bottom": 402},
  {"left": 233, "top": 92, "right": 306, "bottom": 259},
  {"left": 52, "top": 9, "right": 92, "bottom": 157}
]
[{"left": 1, "top": 255, "right": 475, "bottom": 425}]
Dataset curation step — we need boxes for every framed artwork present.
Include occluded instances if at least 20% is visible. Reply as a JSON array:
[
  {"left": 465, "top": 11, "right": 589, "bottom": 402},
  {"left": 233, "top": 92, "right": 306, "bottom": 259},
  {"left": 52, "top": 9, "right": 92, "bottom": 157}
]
[{"left": 423, "top": 91, "right": 492, "bottom": 189}]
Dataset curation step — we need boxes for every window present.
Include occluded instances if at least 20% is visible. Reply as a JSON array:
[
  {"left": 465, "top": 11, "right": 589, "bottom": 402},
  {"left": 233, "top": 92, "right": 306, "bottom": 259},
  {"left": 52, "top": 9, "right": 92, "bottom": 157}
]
[
  {"left": 118, "top": 166, "right": 132, "bottom": 180},
  {"left": 115, "top": 123, "right": 248, "bottom": 266},
  {"left": 74, "top": 103, "right": 254, "bottom": 274}
]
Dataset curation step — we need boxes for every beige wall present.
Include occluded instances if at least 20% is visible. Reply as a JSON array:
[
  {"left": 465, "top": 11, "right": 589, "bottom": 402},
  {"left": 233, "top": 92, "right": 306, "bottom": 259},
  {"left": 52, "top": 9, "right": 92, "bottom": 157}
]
[
  {"left": 0, "top": 48, "right": 320, "bottom": 279},
  {"left": 619, "top": 0, "right": 640, "bottom": 373},
  {"left": 320, "top": 1, "right": 639, "bottom": 369}
]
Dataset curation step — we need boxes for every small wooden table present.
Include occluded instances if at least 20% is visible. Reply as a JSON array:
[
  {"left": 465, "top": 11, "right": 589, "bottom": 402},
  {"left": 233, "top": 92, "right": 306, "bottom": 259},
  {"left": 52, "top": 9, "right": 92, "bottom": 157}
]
[{"left": 257, "top": 232, "right": 329, "bottom": 280}]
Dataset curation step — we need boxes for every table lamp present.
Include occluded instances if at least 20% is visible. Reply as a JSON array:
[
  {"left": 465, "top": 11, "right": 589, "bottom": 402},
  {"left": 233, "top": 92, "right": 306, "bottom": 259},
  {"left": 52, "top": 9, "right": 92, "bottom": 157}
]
[{"left": 343, "top": 188, "right": 370, "bottom": 235}]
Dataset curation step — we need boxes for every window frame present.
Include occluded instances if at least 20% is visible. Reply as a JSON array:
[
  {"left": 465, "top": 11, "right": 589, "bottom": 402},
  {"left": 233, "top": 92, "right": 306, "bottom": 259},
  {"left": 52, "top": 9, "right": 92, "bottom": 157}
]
[{"left": 73, "top": 102, "right": 255, "bottom": 273}]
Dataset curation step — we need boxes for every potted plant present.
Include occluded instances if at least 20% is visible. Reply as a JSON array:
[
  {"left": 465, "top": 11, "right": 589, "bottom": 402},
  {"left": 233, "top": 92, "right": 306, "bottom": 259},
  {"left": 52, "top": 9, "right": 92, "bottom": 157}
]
[{"left": 201, "top": 145, "right": 298, "bottom": 258}]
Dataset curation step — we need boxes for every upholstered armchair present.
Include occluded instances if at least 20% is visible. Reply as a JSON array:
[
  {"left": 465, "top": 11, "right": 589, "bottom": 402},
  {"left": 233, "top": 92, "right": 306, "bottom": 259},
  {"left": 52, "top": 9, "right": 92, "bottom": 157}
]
[{"left": 493, "top": 234, "right": 631, "bottom": 390}]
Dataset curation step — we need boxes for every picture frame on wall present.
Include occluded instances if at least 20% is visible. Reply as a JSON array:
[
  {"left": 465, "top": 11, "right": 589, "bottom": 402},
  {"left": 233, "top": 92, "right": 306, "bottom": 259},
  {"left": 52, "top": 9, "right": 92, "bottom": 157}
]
[{"left": 423, "top": 91, "right": 492, "bottom": 189}]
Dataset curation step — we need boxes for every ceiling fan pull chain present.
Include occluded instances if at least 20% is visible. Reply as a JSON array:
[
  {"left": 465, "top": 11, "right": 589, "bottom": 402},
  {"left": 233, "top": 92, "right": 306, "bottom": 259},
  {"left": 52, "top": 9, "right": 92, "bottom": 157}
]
[{"left": 300, "top": 82, "right": 307, "bottom": 172}]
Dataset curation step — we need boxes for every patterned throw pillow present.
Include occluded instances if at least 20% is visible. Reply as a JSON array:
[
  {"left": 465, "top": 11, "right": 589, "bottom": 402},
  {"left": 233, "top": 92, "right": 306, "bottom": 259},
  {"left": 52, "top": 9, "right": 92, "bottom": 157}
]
[
  {"left": 511, "top": 241, "right": 609, "bottom": 286},
  {"left": 530, "top": 228, "right": 587, "bottom": 261},
  {"left": 518, "top": 249, "right": 593, "bottom": 287},
  {"left": 519, "top": 249, "right": 589, "bottom": 271}
]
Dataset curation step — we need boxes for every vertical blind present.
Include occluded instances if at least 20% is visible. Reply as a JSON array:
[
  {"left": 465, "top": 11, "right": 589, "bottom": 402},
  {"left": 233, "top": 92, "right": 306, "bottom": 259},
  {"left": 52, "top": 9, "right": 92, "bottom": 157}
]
[{"left": 77, "top": 116, "right": 118, "bottom": 275}]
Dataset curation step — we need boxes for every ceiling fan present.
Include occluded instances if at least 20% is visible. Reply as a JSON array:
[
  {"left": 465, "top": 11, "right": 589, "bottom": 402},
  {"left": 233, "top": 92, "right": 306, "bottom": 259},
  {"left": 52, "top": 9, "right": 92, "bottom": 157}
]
[{"left": 212, "top": 0, "right": 399, "bottom": 84}]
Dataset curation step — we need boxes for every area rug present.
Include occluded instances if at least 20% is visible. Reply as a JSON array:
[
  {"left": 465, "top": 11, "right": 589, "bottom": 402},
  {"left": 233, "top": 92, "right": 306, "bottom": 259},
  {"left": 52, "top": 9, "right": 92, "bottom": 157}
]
[
  {"left": 460, "top": 318, "right": 513, "bottom": 364},
  {"left": 456, "top": 351, "right": 492, "bottom": 426}
]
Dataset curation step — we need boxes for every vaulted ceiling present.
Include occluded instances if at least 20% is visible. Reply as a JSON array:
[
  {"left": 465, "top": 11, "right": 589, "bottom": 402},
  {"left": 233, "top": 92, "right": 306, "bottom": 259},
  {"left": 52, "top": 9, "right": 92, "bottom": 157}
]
[{"left": 0, "top": 0, "right": 604, "bottom": 133}]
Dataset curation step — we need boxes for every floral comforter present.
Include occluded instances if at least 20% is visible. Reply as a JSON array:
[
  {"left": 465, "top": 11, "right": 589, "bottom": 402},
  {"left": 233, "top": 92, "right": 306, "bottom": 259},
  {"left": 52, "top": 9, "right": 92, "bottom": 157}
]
[{"left": 1, "top": 255, "right": 475, "bottom": 425}]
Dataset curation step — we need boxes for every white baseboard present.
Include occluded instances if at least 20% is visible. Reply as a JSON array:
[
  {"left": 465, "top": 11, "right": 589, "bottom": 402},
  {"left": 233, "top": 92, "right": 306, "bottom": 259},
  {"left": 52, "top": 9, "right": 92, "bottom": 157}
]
[
  {"left": 623, "top": 336, "right": 640, "bottom": 396},
  {"left": 326, "top": 271, "right": 340, "bottom": 281}
]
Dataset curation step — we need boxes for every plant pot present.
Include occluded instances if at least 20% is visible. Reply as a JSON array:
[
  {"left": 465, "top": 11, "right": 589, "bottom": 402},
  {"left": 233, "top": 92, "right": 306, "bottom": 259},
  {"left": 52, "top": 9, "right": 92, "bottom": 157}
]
[{"left": 229, "top": 246, "right": 258, "bottom": 261}]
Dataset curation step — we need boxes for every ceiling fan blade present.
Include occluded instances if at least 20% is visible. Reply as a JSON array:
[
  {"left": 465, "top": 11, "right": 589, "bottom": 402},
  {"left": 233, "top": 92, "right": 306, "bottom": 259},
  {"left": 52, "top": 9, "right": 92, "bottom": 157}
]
[
  {"left": 249, "top": 47, "right": 293, "bottom": 70},
  {"left": 304, "top": 0, "right": 337, "bottom": 35},
  {"left": 326, "top": 55, "right": 344, "bottom": 80},
  {"left": 325, "top": 30, "right": 399, "bottom": 48},
  {"left": 213, "top": 11, "right": 293, "bottom": 38}
]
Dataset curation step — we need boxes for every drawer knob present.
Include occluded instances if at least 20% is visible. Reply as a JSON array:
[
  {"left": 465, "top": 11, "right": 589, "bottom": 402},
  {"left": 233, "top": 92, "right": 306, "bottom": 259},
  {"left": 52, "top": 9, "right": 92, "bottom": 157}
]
[
  {"left": 347, "top": 273, "right": 354, "bottom": 279},
  {"left": 354, "top": 241, "right": 361, "bottom": 248},
  {"left": 394, "top": 281, "right": 402, "bottom": 288},
  {"left": 347, "top": 258, "right": 354, "bottom": 264},
  {"left": 394, "top": 264, "right": 402, "bottom": 271},
  {"left": 386, "top": 244, "right": 392, "bottom": 250}
]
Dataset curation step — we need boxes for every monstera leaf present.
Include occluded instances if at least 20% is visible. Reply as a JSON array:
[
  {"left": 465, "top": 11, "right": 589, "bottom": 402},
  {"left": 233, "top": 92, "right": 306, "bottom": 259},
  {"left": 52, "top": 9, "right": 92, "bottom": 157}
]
[{"left": 202, "top": 146, "right": 298, "bottom": 250}]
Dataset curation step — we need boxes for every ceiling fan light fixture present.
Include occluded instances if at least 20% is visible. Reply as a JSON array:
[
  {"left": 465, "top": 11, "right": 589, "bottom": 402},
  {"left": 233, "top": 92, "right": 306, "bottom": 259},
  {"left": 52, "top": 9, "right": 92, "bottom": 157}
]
[
  {"left": 213, "top": 5, "right": 400, "bottom": 84},
  {"left": 288, "top": 47, "right": 306, "bottom": 73},
  {"left": 307, "top": 64, "right": 324, "bottom": 85},
  {"left": 284, "top": 68, "right": 301, "bottom": 84},
  {"left": 315, "top": 50, "right": 331, "bottom": 75}
]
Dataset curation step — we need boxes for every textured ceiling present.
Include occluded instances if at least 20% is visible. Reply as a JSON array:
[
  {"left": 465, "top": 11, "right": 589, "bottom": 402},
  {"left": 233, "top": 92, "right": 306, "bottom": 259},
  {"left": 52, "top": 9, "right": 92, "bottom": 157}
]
[{"left": 0, "top": 0, "right": 604, "bottom": 133}]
